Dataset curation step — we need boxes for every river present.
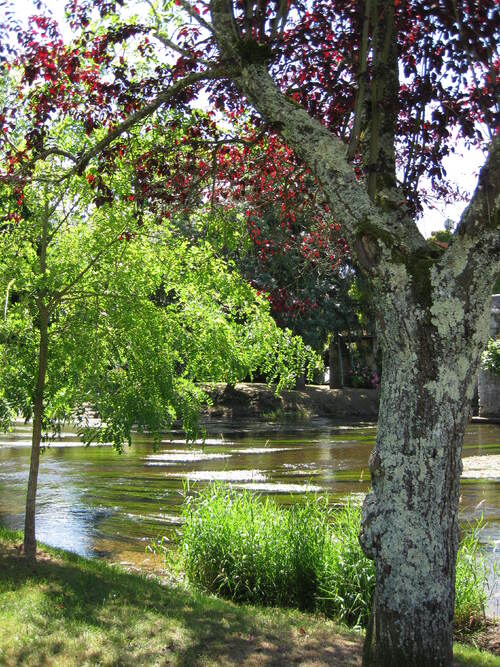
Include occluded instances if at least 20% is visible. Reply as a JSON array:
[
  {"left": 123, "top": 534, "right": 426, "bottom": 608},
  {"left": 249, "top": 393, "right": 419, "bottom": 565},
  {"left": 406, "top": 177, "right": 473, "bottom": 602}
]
[{"left": 0, "top": 417, "right": 499, "bottom": 614}]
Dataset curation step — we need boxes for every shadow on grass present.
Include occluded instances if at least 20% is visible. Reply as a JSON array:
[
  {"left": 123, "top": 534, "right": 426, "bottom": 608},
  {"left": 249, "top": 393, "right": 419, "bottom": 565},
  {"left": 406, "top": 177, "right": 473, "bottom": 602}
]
[{"left": 0, "top": 543, "right": 362, "bottom": 666}]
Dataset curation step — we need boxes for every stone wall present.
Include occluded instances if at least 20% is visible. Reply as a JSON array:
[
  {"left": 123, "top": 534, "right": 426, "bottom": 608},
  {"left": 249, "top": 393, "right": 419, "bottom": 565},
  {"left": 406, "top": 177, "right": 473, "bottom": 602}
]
[{"left": 478, "top": 294, "right": 500, "bottom": 418}]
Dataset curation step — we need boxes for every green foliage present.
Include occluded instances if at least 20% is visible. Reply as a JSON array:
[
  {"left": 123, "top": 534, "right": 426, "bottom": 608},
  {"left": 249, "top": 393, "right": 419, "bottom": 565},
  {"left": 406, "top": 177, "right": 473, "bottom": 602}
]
[
  {"left": 180, "top": 484, "right": 491, "bottom": 633},
  {"left": 454, "top": 519, "right": 491, "bottom": 634},
  {"left": 481, "top": 338, "right": 500, "bottom": 376},
  {"left": 428, "top": 219, "right": 454, "bottom": 247},
  {"left": 314, "top": 499, "right": 375, "bottom": 626},
  {"left": 181, "top": 484, "right": 329, "bottom": 612},
  {"left": 0, "top": 152, "right": 317, "bottom": 446}
]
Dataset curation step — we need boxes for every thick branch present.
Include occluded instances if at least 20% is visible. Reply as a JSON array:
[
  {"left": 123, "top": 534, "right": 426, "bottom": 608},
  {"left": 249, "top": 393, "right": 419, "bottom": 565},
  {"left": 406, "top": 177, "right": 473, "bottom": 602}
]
[
  {"left": 364, "top": 0, "right": 399, "bottom": 199},
  {"left": 444, "top": 134, "right": 500, "bottom": 285},
  {"left": 38, "top": 147, "right": 78, "bottom": 163},
  {"left": 210, "top": 0, "right": 243, "bottom": 63},
  {"left": 72, "top": 68, "right": 225, "bottom": 176},
  {"left": 209, "top": 1, "right": 426, "bottom": 270},
  {"left": 347, "top": 0, "right": 372, "bottom": 162},
  {"left": 455, "top": 134, "right": 500, "bottom": 241},
  {"left": 237, "top": 64, "right": 425, "bottom": 262}
]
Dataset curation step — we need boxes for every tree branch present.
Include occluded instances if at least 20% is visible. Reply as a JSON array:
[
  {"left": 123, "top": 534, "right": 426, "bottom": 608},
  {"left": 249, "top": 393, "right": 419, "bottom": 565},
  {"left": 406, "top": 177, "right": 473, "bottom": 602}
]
[
  {"left": 50, "top": 236, "right": 123, "bottom": 308},
  {"left": 455, "top": 134, "right": 500, "bottom": 241},
  {"left": 232, "top": 65, "right": 425, "bottom": 262},
  {"left": 71, "top": 68, "right": 226, "bottom": 176},
  {"left": 209, "top": 2, "right": 426, "bottom": 271},
  {"left": 176, "top": 0, "right": 215, "bottom": 34}
]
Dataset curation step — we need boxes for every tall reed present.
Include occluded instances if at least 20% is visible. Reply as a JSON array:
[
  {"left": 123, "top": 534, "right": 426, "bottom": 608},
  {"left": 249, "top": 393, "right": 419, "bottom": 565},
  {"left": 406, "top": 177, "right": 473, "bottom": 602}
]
[{"left": 180, "top": 483, "right": 490, "bottom": 632}]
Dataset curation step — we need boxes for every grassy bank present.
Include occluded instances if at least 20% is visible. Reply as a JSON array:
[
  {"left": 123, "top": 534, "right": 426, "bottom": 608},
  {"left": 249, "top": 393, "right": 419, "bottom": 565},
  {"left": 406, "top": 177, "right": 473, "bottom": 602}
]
[
  {"left": 181, "top": 485, "right": 492, "bottom": 633},
  {"left": 0, "top": 527, "right": 498, "bottom": 667}
]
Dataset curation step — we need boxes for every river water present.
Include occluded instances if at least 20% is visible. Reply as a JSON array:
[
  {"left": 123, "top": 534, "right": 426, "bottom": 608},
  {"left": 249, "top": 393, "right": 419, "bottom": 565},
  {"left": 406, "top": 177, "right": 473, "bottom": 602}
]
[{"left": 0, "top": 418, "right": 499, "bottom": 614}]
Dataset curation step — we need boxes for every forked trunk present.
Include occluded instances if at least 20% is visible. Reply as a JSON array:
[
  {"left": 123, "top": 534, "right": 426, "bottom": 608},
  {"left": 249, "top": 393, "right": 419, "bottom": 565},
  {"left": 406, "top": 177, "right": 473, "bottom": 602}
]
[
  {"left": 23, "top": 305, "right": 49, "bottom": 563},
  {"left": 360, "top": 268, "right": 491, "bottom": 667}
]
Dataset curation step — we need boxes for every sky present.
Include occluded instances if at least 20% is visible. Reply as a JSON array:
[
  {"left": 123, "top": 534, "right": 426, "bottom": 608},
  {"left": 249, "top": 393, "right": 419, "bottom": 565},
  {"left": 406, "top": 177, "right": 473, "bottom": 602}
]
[{"left": 6, "top": 0, "right": 488, "bottom": 238}]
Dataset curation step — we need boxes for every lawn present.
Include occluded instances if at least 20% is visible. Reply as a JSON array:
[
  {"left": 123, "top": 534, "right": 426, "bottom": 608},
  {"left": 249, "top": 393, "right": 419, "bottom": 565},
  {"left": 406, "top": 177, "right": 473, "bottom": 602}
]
[{"left": 0, "top": 527, "right": 497, "bottom": 667}]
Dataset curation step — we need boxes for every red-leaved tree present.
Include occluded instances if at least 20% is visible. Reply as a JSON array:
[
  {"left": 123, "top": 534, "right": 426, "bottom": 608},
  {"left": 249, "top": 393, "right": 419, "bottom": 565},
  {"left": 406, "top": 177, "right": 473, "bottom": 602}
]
[{"left": 1, "top": 1, "right": 499, "bottom": 664}]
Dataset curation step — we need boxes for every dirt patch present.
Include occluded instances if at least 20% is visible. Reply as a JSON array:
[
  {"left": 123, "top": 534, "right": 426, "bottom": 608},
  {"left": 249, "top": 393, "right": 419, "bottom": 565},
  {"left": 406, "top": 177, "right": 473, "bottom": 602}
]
[
  {"left": 475, "top": 621, "right": 500, "bottom": 656},
  {"left": 203, "top": 383, "right": 379, "bottom": 420},
  {"left": 202, "top": 627, "right": 363, "bottom": 666}
]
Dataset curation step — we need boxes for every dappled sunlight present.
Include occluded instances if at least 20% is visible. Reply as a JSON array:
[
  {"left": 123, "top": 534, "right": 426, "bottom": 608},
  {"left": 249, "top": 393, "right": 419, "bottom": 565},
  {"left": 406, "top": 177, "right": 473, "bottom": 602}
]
[{"left": 0, "top": 541, "right": 363, "bottom": 667}]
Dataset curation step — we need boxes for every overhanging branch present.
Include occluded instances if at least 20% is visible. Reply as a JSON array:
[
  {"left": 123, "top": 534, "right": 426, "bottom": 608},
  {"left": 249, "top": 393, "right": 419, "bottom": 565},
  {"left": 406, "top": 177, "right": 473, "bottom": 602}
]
[
  {"left": 209, "top": 1, "right": 426, "bottom": 269},
  {"left": 71, "top": 68, "right": 225, "bottom": 176}
]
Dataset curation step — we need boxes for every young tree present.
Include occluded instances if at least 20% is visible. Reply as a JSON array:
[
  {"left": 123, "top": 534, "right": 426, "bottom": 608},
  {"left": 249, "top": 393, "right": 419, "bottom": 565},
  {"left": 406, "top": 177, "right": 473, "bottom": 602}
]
[
  {"left": 0, "top": 68, "right": 316, "bottom": 563},
  {"left": 2, "top": 1, "right": 499, "bottom": 664}
]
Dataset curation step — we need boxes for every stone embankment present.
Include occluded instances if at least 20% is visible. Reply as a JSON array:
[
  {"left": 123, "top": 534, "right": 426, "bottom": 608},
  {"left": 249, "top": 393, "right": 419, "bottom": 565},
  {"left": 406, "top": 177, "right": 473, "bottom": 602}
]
[{"left": 203, "top": 383, "right": 380, "bottom": 420}]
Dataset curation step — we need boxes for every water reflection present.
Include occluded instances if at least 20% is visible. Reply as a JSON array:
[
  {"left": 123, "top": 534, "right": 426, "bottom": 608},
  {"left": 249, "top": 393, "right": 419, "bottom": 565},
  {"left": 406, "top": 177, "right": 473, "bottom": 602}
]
[{"left": 0, "top": 418, "right": 499, "bottom": 614}]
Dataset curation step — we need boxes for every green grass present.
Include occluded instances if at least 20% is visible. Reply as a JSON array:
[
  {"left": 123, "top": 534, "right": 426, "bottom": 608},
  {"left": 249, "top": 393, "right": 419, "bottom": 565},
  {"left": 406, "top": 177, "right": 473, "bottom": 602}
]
[
  {"left": 0, "top": 526, "right": 498, "bottom": 666},
  {"left": 181, "top": 484, "right": 493, "bottom": 633},
  {"left": 455, "top": 518, "right": 491, "bottom": 633},
  {"left": 455, "top": 644, "right": 500, "bottom": 667},
  {"left": 0, "top": 526, "right": 360, "bottom": 666}
]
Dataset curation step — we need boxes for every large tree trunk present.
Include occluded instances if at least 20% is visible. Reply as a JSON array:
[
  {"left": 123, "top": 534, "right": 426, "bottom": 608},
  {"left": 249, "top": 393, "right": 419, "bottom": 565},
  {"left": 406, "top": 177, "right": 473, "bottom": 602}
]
[
  {"left": 201, "top": 9, "right": 500, "bottom": 659},
  {"left": 359, "top": 263, "right": 491, "bottom": 666},
  {"left": 23, "top": 304, "right": 49, "bottom": 563}
]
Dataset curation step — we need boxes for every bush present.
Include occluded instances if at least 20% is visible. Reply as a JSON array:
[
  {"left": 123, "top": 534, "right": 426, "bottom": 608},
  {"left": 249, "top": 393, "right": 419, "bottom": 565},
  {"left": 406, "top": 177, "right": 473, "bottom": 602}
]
[
  {"left": 181, "top": 485, "right": 327, "bottom": 610},
  {"left": 180, "top": 484, "right": 490, "bottom": 632},
  {"left": 481, "top": 338, "right": 500, "bottom": 375}
]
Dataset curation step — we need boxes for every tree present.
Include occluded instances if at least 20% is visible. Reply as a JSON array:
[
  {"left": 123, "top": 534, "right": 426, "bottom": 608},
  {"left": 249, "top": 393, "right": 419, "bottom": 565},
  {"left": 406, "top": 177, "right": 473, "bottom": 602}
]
[
  {"left": 207, "top": 130, "right": 357, "bottom": 352},
  {"left": 1, "top": 1, "right": 499, "bottom": 664},
  {"left": 177, "top": 123, "right": 358, "bottom": 352},
  {"left": 0, "top": 83, "right": 317, "bottom": 563},
  {"left": 207, "top": 7, "right": 499, "bottom": 664}
]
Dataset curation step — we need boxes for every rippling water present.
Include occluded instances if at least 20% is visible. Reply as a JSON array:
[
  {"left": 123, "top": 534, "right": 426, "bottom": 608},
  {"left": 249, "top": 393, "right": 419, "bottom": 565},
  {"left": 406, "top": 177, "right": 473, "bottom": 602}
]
[{"left": 1, "top": 417, "right": 499, "bottom": 614}]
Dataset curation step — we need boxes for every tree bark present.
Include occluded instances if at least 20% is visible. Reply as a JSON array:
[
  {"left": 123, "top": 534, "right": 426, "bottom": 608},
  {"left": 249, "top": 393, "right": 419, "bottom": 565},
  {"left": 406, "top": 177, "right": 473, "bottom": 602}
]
[
  {"left": 23, "top": 304, "right": 49, "bottom": 563},
  {"left": 358, "top": 257, "right": 492, "bottom": 666},
  {"left": 23, "top": 193, "right": 50, "bottom": 563}
]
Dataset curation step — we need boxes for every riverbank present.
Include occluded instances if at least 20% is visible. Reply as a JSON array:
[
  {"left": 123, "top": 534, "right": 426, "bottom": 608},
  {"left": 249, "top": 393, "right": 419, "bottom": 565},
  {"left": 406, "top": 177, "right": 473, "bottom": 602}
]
[
  {"left": 203, "top": 383, "right": 380, "bottom": 420},
  {"left": 0, "top": 529, "right": 498, "bottom": 667},
  {"left": 203, "top": 383, "right": 500, "bottom": 425}
]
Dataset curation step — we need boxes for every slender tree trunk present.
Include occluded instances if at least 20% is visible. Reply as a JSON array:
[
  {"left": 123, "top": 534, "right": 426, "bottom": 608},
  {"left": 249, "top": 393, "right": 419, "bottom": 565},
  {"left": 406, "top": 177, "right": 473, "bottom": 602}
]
[
  {"left": 24, "top": 194, "right": 50, "bottom": 563},
  {"left": 328, "top": 333, "right": 343, "bottom": 388},
  {"left": 23, "top": 304, "right": 49, "bottom": 563},
  {"left": 359, "top": 269, "right": 491, "bottom": 666}
]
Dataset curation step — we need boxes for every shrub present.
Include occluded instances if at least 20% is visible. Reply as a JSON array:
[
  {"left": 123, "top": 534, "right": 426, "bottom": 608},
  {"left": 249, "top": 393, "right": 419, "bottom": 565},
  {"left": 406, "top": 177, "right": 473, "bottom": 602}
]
[
  {"left": 481, "top": 338, "right": 500, "bottom": 375},
  {"left": 181, "top": 484, "right": 327, "bottom": 610},
  {"left": 180, "top": 484, "right": 490, "bottom": 633}
]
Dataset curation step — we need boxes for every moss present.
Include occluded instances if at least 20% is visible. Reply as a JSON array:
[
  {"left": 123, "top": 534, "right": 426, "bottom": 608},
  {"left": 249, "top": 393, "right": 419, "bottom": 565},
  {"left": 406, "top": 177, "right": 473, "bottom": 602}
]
[
  {"left": 354, "top": 218, "right": 397, "bottom": 250},
  {"left": 406, "top": 242, "right": 445, "bottom": 309},
  {"left": 352, "top": 219, "right": 450, "bottom": 309},
  {"left": 237, "top": 39, "right": 273, "bottom": 64}
]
